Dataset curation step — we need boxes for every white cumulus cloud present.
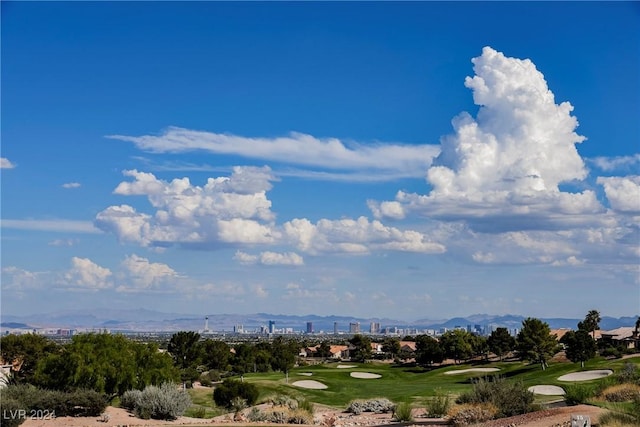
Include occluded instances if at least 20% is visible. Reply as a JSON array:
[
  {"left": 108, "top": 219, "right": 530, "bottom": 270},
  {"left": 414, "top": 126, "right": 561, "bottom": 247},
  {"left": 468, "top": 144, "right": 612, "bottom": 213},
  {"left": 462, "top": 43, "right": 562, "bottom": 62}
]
[
  {"left": 117, "top": 254, "right": 179, "bottom": 291},
  {"left": 63, "top": 257, "right": 112, "bottom": 290},
  {"left": 234, "top": 250, "right": 304, "bottom": 266},
  {"left": 369, "top": 46, "right": 603, "bottom": 231},
  {"left": 597, "top": 176, "right": 640, "bottom": 213}
]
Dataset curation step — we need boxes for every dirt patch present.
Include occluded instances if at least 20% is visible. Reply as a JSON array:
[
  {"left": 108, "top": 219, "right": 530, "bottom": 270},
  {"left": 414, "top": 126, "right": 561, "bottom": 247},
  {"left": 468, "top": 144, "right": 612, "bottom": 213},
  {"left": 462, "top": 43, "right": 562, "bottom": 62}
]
[{"left": 472, "top": 404, "right": 607, "bottom": 427}]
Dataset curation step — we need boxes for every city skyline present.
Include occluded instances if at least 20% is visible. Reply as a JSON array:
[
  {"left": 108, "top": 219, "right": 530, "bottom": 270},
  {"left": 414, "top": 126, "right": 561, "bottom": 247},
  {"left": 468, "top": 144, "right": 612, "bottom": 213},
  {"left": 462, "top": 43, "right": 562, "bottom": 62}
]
[{"left": 1, "top": 2, "right": 639, "bottom": 320}]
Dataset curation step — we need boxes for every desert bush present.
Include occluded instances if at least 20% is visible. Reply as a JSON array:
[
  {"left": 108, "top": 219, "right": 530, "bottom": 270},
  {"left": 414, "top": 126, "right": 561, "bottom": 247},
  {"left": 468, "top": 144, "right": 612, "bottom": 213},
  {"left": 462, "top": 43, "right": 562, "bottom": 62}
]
[
  {"left": 297, "top": 397, "right": 314, "bottom": 415},
  {"left": 448, "top": 403, "right": 498, "bottom": 426},
  {"left": 601, "top": 384, "right": 640, "bottom": 402},
  {"left": 598, "top": 410, "right": 638, "bottom": 427},
  {"left": 346, "top": 397, "right": 395, "bottom": 414},
  {"left": 425, "top": 390, "right": 451, "bottom": 417},
  {"left": 230, "top": 396, "right": 247, "bottom": 413},
  {"left": 264, "top": 408, "right": 290, "bottom": 423},
  {"left": 190, "top": 406, "right": 207, "bottom": 418},
  {"left": 0, "top": 385, "right": 107, "bottom": 417},
  {"left": 0, "top": 397, "right": 25, "bottom": 427},
  {"left": 616, "top": 362, "right": 640, "bottom": 384},
  {"left": 288, "top": 409, "right": 314, "bottom": 424},
  {"left": 132, "top": 383, "right": 191, "bottom": 420},
  {"left": 393, "top": 402, "right": 413, "bottom": 422},
  {"left": 213, "top": 379, "right": 259, "bottom": 408},
  {"left": 120, "top": 389, "right": 142, "bottom": 410},
  {"left": 247, "top": 407, "right": 268, "bottom": 422},
  {"left": 564, "top": 383, "right": 596, "bottom": 405},
  {"left": 270, "top": 394, "right": 299, "bottom": 409},
  {"left": 455, "top": 376, "right": 534, "bottom": 417}
]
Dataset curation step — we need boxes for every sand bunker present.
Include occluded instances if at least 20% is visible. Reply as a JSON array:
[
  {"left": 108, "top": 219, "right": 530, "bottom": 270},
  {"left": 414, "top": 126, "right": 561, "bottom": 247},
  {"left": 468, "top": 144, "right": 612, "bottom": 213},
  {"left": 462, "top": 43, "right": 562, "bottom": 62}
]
[
  {"left": 444, "top": 368, "right": 500, "bottom": 375},
  {"left": 336, "top": 364, "right": 357, "bottom": 369},
  {"left": 292, "top": 380, "right": 328, "bottom": 389},
  {"left": 350, "top": 372, "right": 382, "bottom": 379},
  {"left": 528, "top": 385, "right": 565, "bottom": 395},
  {"left": 298, "top": 372, "right": 313, "bottom": 376},
  {"left": 558, "top": 370, "right": 613, "bottom": 382}
]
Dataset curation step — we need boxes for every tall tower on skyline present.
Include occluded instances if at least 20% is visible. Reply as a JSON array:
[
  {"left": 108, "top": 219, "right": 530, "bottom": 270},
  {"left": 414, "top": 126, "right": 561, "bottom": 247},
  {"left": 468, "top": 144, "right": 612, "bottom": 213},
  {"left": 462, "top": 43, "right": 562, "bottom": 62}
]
[{"left": 204, "top": 316, "right": 209, "bottom": 332}]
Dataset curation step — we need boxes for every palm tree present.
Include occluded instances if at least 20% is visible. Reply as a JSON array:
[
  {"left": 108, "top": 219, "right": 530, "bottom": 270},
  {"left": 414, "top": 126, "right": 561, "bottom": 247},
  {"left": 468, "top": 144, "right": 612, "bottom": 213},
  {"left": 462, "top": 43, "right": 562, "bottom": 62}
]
[{"left": 578, "top": 310, "right": 601, "bottom": 340}]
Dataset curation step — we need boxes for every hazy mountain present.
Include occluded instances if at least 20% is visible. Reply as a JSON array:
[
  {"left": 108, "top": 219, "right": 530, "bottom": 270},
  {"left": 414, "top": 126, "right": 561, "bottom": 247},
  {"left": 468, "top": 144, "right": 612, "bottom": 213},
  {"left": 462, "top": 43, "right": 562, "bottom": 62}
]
[{"left": 1, "top": 310, "right": 636, "bottom": 332}]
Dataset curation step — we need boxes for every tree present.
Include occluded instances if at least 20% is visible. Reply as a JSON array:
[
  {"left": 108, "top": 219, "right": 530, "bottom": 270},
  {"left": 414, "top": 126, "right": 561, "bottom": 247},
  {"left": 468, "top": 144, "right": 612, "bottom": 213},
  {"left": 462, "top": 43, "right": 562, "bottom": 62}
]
[
  {"left": 316, "top": 341, "right": 332, "bottom": 359},
  {"left": 578, "top": 310, "right": 601, "bottom": 340},
  {"left": 414, "top": 335, "right": 443, "bottom": 366},
  {"left": 381, "top": 338, "right": 401, "bottom": 360},
  {"left": 439, "top": 330, "right": 473, "bottom": 364},
  {"left": 349, "top": 334, "right": 372, "bottom": 362},
  {"left": 561, "top": 330, "right": 597, "bottom": 368},
  {"left": 487, "top": 328, "right": 516, "bottom": 361},
  {"left": 516, "top": 318, "right": 558, "bottom": 370},
  {"left": 0, "top": 333, "right": 58, "bottom": 384},
  {"left": 270, "top": 337, "right": 298, "bottom": 373},
  {"left": 35, "top": 333, "right": 178, "bottom": 396},
  {"left": 167, "top": 331, "right": 202, "bottom": 369},
  {"left": 200, "top": 339, "right": 231, "bottom": 371},
  {"left": 232, "top": 343, "right": 256, "bottom": 374}
]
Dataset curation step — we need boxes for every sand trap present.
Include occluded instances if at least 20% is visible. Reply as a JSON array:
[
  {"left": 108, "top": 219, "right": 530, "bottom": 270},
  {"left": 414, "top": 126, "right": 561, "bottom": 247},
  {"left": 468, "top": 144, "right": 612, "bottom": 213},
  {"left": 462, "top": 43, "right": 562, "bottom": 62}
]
[
  {"left": 350, "top": 372, "right": 382, "bottom": 379},
  {"left": 292, "top": 380, "right": 328, "bottom": 389},
  {"left": 337, "top": 364, "right": 357, "bottom": 369},
  {"left": 298, "top": 372, "right": 313, "bottom": 376},
  {"left": 558, "top": 370, "right": 613, "bottom": 382},
  {"left": 444, "top": 368, "right": 500, "bottom": 375},
  {"left": 528, "top": 385, "right": 565, "bottom": 395}
]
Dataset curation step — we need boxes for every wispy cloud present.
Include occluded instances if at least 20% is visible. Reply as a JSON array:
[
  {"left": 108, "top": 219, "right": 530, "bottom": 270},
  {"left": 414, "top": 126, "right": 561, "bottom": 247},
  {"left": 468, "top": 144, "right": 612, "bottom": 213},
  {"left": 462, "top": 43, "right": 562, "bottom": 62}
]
[
  {"left": 588, "top": 154, "right": 640, "bottom": 173},
  {"left": 1, "top": 219, "right": 102, "bottom": 234},
  {"left": 62, "top": 182, "right": 81, "bottom": 189},
  {"left": 108, "top": 127, "right": 440, "bottom": 179},
  {"left": 1, "top": 157, "right": 16, "bottom": 169}
]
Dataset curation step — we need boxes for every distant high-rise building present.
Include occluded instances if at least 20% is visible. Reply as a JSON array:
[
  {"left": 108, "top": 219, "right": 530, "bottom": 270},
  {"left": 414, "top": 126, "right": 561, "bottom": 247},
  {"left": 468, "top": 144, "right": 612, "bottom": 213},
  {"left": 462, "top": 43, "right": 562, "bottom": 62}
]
[
  {"left": 306, "top": 322, "right": 313, "bottom": 334},
  {"left": 333, "top": 321, "right": 338, "bottom": 334},
  {"left": 268, "top": 320, "right": 276, "bottom": 334},
  {"left": 370, "top": 322, "right": 380, "bottom": 334},
  {"left": 204, "top": 316, "right": 210, "bottom": 332},
  {"left": 349, "top": 322, "right": 360, "bottom": 334}
]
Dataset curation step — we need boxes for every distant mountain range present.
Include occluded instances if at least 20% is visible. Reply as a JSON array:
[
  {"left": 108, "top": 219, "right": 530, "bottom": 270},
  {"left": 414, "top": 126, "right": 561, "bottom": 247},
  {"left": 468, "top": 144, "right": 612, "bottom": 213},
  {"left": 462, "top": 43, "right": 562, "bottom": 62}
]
[{"left": 1, "top": 309, "right": 637, "bottom": 333}]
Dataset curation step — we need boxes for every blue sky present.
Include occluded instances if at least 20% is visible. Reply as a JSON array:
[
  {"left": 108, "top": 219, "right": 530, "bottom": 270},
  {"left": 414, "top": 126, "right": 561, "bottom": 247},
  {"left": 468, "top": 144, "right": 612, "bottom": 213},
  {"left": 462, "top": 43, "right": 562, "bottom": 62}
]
[{"left": 1, "top": 1, "right": 639, "bottom": 322}]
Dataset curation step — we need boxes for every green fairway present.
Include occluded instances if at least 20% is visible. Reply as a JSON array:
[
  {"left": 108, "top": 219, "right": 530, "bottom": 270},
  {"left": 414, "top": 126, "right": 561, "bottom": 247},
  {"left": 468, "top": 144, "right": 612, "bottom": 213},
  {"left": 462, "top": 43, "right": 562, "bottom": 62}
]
[{"left": 239, "top": 357, "right": 639, "bottom": 409}]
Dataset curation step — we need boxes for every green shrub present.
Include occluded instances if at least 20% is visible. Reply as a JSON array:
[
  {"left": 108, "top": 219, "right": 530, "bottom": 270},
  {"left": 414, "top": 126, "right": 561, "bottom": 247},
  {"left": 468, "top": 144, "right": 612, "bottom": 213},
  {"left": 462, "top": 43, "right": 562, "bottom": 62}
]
[
  {"left": 616, "top": 362, "right": 640, "bottom": 384},
  {"left": 346, "top": 398, "right": 395, "bottom": 414},
  {"left": 0, "top": 385, "right": 107, "bottom": 418},
  {"left": 393, "top": 402, "right": 413, "bottom": 422},
  {"left": 564, "top": 383, "right": 596, "bottom": 405},
  {"left": 455, "top": 376, "right": 534, "bottom": 417},
  {"left": 448, "top": 403, "right": 498, "bottom": 426},
  {"left": 0, "top": 397, "right": 26, "bottom": 427},
  {"left": 213, "top": 379, "right": 259, "bottom": 408},
  {"left": 190, "top": 406, "right": 207, "bottom": 418},
  {"left": 270, "top": 394, "right": 298, "bottom": 409},
  {"left": 132, "top": 383, "right": 191, "bottom": 420},
  {"left": 425, "top": 390, "right": 451, "bottom": 417}
]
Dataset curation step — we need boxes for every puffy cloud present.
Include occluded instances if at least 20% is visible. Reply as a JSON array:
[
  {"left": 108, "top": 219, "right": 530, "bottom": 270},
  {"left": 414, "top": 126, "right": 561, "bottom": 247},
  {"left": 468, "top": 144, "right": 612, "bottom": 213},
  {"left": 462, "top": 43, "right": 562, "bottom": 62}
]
[
  {"left": 62, "top": 182, "right": 81, "bottom": 189},
  {"left": 597, "top": 176, "right": 640, "bottom": 213},
  {"left": 63, "top": 257, "right": 112, "bottom": 290},
  {"left": 96, "top": 167, "right": 278, "bottom": 247},
  {"left": 234, "top": 250, "right": 304, "bottom": 266},
  {"left": 369, "top": 47, "right": 603, "bottom": 230},
  {"left": 117, "top": 254, "right": 179, "bottom": 291},
  {"left": 107, "top": 127, "right": 440, "bottom": 179},
  {"left": 1, "top": 266, "right": 43, "bottom": 290},
  {"left": 0, "top": 157, "right": 15, "bottom": 169},
  {"left": 284, "top": 216, "right": 445, "bottom": 255}
]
